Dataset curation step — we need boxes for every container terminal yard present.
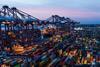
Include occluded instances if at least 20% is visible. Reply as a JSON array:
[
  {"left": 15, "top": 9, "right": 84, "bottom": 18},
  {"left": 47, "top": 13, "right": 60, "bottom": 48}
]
[{"left": 0, "top": 5, "right": 100, "bottom": 67}]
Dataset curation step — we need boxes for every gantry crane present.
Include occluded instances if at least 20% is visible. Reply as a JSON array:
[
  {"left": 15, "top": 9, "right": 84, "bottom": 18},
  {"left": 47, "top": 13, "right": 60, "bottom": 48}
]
[{"left": 0, "top": 5, "right": 41, "bottom": 49}]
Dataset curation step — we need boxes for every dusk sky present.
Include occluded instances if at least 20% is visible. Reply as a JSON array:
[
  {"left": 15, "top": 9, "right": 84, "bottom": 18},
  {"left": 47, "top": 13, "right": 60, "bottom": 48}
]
[{"left": 0, "top": 0, "right": 100, "bottom": 24}]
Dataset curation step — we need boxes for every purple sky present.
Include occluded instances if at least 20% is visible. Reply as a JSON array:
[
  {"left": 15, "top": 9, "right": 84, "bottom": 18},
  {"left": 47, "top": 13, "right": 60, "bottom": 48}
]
[{"left": 0, "top": 0, "right": 100, "bottom": 24}]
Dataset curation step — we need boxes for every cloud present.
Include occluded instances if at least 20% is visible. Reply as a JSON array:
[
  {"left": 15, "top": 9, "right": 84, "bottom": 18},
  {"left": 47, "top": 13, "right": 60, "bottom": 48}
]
[{"left": 20, "top": 7, "right": 100, "bottom": 19}]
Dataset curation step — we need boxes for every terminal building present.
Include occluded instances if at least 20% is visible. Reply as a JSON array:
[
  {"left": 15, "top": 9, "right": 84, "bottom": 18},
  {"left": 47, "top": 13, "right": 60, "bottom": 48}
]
[{"left": 74, "top": 24, "right": 100, "bottom": 38}]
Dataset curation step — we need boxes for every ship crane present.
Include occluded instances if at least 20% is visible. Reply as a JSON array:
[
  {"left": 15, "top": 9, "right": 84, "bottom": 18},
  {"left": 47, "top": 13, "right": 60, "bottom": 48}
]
[
  {"left": 0, "top": 5, "right": 41, "bottom": 49},
  {"left": 45, "top": 15, "right": 80, "bottom": 36}
]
